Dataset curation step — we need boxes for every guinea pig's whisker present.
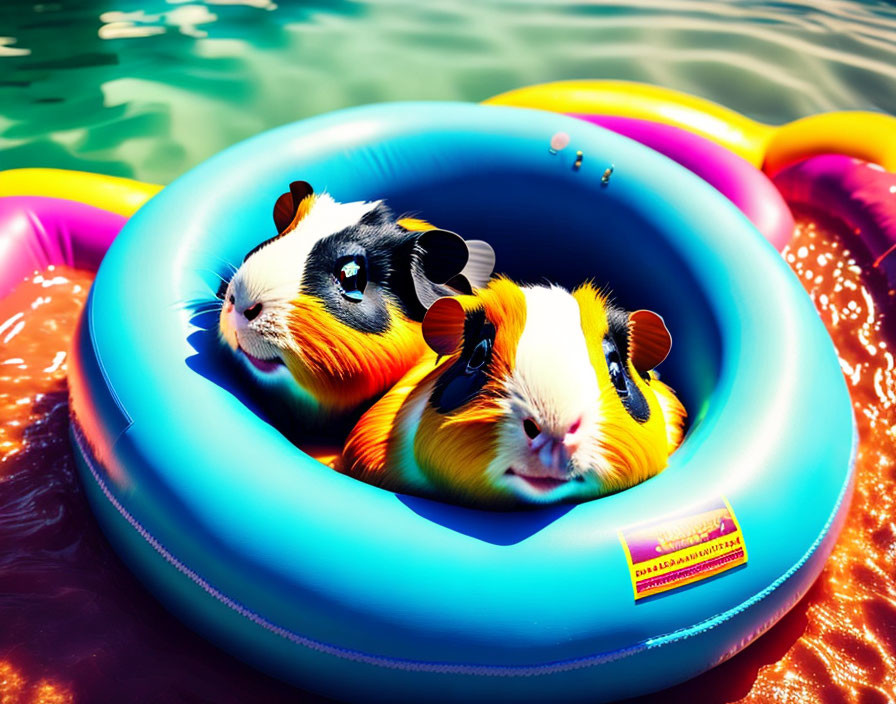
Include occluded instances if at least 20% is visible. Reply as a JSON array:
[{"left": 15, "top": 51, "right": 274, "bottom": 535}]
[
  {"left": 187, "top": 248, "right": 239, "bottom": 275},
  {"left": 174, "top": 296, "right": 224, "bottom": 315},
  {"left": 195, "top": 283, "right": 223, "bottom": 299},
  {"left": 196, "top": 267, "right": 232, "bottom": 287}
]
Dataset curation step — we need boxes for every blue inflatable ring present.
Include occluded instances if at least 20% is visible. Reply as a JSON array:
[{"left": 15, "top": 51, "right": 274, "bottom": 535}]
[{"left": 69, "top": 103, "right": 855, "bottom": 702}]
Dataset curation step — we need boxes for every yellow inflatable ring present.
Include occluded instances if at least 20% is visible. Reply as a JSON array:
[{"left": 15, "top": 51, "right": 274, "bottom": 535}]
[
  {"left": 0, "top": 168, "right": 161, "bottom": 217},
  {"left": 485, "top": 80, "right": 896, "bottom": 174}
]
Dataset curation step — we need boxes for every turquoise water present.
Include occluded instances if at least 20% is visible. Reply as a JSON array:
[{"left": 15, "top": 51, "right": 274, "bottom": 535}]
[{"left": 1, "top": 0, "right": 896, "bottom": 184}]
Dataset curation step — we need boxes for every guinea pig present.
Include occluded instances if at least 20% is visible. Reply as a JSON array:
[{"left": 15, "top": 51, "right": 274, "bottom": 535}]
[
  {"left": 339, "top": 277, "right": 687, "bottom": 508},
  {"left": 218, "top": 180, "right": 495, "bottom": 419}
]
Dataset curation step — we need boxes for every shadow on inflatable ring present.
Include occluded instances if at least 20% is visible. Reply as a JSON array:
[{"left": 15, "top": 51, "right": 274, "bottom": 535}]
[{"left": 68, "top": 102, "right": 855, "bottom": 703}]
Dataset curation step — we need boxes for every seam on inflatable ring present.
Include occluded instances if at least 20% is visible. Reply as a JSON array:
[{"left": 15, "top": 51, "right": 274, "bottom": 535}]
[{"left": 72, "top": 419, "right": 856, "bottom": 678}]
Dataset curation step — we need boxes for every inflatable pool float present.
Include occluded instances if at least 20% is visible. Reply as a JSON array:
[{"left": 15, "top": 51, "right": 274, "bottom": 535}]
[
  {"left": 773, "top": 155, "right": 896, "bottom": 293},
  {"left": 0, "top": 197, "right": 124, "bottom": 297},
  {"left": 65, "top": 102, "right": 855, "bottom": 702},
  {"left": 486, "top": 80, "right": 896, "bottom": 174},
  {"left": 0, "top": 170, "right": 158, "bottom": 296},
  {"left": 0, "top": 168, "right": 161, "bottom": 217}
]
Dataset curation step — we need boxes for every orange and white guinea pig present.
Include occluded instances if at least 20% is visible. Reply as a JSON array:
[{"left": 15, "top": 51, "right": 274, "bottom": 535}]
[
  {"left": 339, "top": 277, "right": 687, "bottom": 508},
  {"left": 218, "top": 181, "right": 494, "bottom": 419}
]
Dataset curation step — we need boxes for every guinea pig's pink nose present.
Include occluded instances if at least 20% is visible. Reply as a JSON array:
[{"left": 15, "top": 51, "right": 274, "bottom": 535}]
[
  {"left": 563, "top": 417, "right": 583, "bottom": 452},
  {"left": 525, "top": 417, "right": 581, "bottom": 447}
]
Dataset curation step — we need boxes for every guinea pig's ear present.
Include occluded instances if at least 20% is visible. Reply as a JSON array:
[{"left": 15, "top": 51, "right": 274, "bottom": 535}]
[
  {"left": 628, "top": 310, "right": 672, "bottom": 373},
  {"left": 422, "top": 297, "right": 467, "bottom": 356},
  {"left": 410, "top": 230, "right": 495, "bottom": 309},
  {"left": 273, "top": 180, "right": 314, "bottom": 234},
  {"left": 456, "top": 239, "right": 497, "bottom": 291}
]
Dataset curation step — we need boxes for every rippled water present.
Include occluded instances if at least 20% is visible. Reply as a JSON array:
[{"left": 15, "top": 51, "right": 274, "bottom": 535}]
[{"left": 1, "top": 0, "right": 896, "bottom": 184}]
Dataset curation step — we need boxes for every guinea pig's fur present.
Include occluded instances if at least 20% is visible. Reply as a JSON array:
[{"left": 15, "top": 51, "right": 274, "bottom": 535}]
[
  {"left": 339, "top": 277, "right": 687, "bottom": 508},
  {"left": 218, "top": 181, "right": 494, "bottom": 419}
]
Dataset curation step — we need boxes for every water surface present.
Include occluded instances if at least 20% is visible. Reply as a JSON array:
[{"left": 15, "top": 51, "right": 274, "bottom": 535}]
[{"left": 1, "top": 0, "right": 896, "bottom": 183}]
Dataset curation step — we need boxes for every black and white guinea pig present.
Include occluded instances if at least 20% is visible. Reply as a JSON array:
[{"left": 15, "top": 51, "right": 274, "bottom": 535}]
[
  {"left": 339, "top": 277, "right": 687, "bottom": 508},
  {"left": 218, "top": 181, "right": 495, "bottom": 418}
]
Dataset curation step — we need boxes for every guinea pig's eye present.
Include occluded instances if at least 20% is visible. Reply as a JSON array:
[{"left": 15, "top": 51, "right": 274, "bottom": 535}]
[
  {"left": 603, "top": 338, "right": 630, "bottom": 397},
  {"left": 334, "top": 255, "right": 367, "bottom": 301},
  {"left": 465, "top": 338, "right": 491, "bottom": 374}
]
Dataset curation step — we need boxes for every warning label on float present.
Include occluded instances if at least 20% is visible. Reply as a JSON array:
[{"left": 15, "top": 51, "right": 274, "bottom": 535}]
[{"left": 619, "top": 496, "right": 747, "bottom": 600}]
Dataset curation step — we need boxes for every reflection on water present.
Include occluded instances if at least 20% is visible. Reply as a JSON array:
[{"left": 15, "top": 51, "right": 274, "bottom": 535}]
[{"left": 1, "top": 0, "right": 896, "bottom": 183}]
